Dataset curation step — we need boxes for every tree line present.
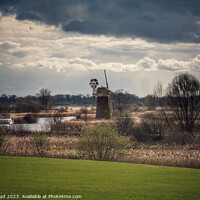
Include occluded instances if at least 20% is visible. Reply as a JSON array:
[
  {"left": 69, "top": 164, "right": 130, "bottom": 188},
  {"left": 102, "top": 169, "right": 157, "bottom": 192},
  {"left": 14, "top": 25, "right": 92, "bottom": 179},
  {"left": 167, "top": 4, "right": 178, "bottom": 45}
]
[{"left": 0, "top": 88, "right": 141, "bottom": 114}]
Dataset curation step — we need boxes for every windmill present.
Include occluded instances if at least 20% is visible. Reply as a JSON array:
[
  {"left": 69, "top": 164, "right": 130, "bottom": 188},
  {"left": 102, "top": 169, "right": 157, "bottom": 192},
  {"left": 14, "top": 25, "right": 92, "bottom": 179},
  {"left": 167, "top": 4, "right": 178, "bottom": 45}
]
[{"left": 89, "top": 70, "right": 111, "bottom": 119}]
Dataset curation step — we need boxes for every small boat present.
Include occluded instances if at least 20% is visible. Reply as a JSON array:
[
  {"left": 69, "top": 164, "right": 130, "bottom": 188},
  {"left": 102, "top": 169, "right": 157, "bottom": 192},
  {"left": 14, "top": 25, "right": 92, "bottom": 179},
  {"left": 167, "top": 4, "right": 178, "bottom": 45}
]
[{"left": 0, "top": 116, "right": 14, "bottom": 127}]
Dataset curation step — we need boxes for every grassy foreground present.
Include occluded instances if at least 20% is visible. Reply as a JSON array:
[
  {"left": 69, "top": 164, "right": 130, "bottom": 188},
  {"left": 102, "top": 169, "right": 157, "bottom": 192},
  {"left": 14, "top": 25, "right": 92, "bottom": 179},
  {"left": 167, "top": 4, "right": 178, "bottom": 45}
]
[{"left": 0, "top": 157, "right": 200, "bottom": 200}]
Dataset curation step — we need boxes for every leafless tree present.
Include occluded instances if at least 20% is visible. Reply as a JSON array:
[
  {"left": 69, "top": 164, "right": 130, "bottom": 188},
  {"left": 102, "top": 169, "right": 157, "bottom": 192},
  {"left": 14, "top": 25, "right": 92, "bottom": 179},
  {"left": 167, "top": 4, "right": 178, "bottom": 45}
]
[
  {"left": 166, "top": 73, "right": 200, "bottom": 134},
  {"left": 111, "top": 89, "right": 131, "bottom": 116},
  {"left": 154, "top": 81, "right": 173, "bottom": 131},
  {"left": 144, "top": 94, "right": 156, "bottom": 110},
  {"left": 36, "top": 88, "right": 51, "bottom": 112}
]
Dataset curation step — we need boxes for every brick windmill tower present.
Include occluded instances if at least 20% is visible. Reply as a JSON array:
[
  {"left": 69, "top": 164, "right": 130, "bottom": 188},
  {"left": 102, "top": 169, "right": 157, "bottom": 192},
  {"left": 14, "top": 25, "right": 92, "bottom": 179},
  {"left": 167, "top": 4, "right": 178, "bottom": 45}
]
[{"left": 89, "top": 70, "right": 111, "bottom": 119}]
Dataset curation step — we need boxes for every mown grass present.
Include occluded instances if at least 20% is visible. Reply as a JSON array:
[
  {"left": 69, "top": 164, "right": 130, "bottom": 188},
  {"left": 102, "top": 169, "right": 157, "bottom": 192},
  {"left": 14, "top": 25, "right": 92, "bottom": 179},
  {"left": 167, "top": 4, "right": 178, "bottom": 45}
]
[{"left": 0, "top": 156, "right": 200, "bottom": 200}]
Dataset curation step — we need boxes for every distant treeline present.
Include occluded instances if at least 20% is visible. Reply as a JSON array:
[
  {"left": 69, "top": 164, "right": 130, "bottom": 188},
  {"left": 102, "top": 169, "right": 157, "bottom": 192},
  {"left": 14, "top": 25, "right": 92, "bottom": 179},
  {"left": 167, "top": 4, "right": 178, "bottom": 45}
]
[{"left": 0, "top": 91, "right": 143, "bottom": 113}]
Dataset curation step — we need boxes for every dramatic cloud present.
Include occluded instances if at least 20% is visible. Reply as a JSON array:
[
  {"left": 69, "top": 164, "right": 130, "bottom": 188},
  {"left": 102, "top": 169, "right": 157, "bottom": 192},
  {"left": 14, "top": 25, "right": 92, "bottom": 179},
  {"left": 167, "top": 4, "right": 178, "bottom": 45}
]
[
  {"left": 0, "top": 8, "right": 200, "bottom": 96},
  {"left": 0, "top": 0, "right": 200, "bottom": 43},
  {"left": 0, "top": 15, "right": 199, "bottom": 73}
]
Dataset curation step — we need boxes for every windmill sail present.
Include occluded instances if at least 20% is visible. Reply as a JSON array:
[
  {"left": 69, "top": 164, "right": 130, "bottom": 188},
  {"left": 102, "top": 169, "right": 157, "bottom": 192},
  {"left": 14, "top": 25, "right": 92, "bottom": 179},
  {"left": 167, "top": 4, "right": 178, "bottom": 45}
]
[{"left": 104, "top": 70, "right": 109, "bottom": 89}]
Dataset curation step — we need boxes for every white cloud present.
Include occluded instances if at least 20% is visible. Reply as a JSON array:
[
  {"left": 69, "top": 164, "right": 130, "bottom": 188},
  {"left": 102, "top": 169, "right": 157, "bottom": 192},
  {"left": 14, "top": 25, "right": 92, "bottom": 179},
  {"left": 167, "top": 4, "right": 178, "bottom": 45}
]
[
  {"left": 0, "top": 15, "right": 200, "bottom": 96},
  {"left": 0, "top": 15, "right": 200, "bottom": 71},
  {"left": 190, "top": 55, "right": 200, "bottom": 71},
  {"left": 157, "top": 59, "right": 189, "bottom": 71},
  {"left": 157, "top": 55, "right": 200, "bottom": 72},
  {"left": 30, "top": 55, "right": 198, "bottom": 74},
  {"left": 136, "top": 57, "right": 156, "bottom": 71},
  {"left": 69, "top": 58, "right": 97, "bottom": 69}
]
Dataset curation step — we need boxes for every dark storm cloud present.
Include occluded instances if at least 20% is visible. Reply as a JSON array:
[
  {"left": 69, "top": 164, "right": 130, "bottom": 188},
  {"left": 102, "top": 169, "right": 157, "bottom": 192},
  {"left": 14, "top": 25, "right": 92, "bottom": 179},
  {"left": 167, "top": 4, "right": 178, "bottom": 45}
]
[
  {"left": 0, "top": 0, "right": 200, "bottom": 43},
  {"left": 16, "top": 12, "right": 41, "bottom": 21}
]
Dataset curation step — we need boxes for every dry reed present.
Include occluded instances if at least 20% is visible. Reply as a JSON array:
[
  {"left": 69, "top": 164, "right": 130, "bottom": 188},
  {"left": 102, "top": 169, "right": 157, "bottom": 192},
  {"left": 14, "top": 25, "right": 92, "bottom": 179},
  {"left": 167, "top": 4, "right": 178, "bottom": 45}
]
[
  {"left": 120, "top": 149, "right": 200, "bottom": 168},
  {"left": 0, "top": 136, "right": 79, "bottom": 159},
  {"left": 1, "top": 135, "right": 200, "bottom": 168}
]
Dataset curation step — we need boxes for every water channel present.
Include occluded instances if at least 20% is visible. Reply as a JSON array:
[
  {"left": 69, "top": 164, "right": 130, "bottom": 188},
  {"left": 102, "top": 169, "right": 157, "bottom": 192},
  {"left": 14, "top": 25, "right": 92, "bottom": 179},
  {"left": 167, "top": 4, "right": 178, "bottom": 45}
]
[{"left": 12, "top": 116, "right": 76, "bottom": 132}]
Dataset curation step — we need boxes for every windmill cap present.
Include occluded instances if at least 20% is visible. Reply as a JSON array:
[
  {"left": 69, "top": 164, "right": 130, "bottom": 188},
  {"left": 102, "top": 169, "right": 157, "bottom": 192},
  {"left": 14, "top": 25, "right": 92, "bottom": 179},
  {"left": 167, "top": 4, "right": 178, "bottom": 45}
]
[{"left": 97, "top": 87, "right": 109, "bottom": 96}]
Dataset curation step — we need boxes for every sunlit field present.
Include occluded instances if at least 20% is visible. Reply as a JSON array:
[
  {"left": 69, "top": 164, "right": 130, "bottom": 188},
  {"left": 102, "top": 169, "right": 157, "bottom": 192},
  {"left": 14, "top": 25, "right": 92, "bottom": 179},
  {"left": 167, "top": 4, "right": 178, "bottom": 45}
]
[{"left": 0, "top": 156, "right": 200, "bottom": 200}]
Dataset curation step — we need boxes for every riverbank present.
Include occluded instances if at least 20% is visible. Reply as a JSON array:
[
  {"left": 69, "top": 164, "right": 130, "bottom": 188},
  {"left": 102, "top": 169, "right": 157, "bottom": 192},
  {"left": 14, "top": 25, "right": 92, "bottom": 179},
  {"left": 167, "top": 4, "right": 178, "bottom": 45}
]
[{"left": 7, "top": 106, "right": 95, "bottom": 123}]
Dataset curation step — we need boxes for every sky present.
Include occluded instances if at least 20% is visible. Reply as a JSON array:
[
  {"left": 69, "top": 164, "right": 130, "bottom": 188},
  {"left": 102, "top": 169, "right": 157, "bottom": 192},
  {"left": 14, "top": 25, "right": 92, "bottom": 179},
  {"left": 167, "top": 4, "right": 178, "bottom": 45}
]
[{"left": 0, "top": 0, "right": 200, "bottom": 97}]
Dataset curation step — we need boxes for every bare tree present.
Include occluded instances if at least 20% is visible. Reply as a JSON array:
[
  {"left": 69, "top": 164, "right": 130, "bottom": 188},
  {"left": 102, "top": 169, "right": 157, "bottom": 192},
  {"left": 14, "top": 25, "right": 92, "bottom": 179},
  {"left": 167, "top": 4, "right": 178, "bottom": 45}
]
[
  {"left": 154, "top": 81, "right": 173, "bottom": 131},
  {"left": 36, "top": 89, "right": 51, "bottom": 112},
  {"left": 166, "top": 73, "right": 200, "bottom": 134},
  {"left": 111, "top": 89, "right": 131, "bottom": 116},
  {"left": 144, "top": 94, "right": 156, "bottom": 110}
]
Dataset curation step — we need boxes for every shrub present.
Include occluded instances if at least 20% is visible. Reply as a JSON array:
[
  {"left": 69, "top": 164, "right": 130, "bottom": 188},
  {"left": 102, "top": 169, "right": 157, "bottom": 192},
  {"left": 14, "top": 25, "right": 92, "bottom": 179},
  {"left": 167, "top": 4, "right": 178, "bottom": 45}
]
[
  {"left": 80, "top": 107, "right": 88, "bottom": 121},
  {"left": 114, "top": 113, "right": 135, "bottom": 138},
  {"left": 132, "top": 125, "right": 150, "bottom": 142},
  {"left": 139, "top": 113, "right": 165, "bottom": 141},
  {"left": 0, "top": 135, "right": 4, "bottom": 151},
  {"left": 14, "top": 117, "right": 26, "bottom": 124},
  {"left": 0, "top": 126, "right": 8, "bottom": 136},
  {"left": 163, "top": 130, "right": 193, "bottom": 145},
  {"left": 23, "top": 114, "right": 37, "bottom": 123},
  {"left": 75, "top": 112, "right": 81, "bottom": 120},
  {"left": 0, "top": 127, "right": 7, "bottom": 150},
  {"left": 58, "top": 107, "right": 68, "bottom": 112},
  {"left": 30, "top": 132, "right": 52, "bottom": 156},
  {"left": 77, "top": 124, "right": 132, "bottom": 161}
]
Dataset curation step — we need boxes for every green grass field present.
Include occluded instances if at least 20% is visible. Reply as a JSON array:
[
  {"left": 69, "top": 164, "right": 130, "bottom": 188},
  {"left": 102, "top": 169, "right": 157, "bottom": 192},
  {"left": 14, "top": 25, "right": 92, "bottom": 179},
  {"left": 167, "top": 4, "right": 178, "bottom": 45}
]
[{"left": 0, "top": 156, "right": 200, "bottom": 200}]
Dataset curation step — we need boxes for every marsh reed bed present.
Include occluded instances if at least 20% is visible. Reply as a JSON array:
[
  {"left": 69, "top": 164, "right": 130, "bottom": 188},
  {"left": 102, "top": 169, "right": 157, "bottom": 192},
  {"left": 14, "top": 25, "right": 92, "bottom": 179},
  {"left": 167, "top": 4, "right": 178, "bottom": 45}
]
[
  {"left": 0, "top": 117, "right": 200, "bottom": 168},
  {"left": 0, "top": 135, "right": 78, "bottom": 159},
  {"left": 1, "top": 134, "right": 200, "bottom": 168},
  {"left": 121, "top": 149, "right": 200, "bottom": 168}
]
